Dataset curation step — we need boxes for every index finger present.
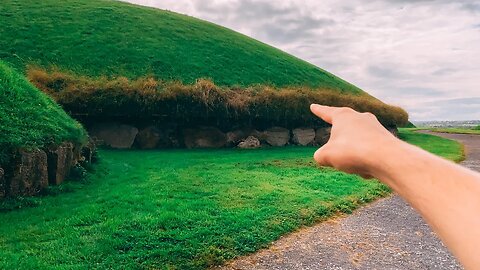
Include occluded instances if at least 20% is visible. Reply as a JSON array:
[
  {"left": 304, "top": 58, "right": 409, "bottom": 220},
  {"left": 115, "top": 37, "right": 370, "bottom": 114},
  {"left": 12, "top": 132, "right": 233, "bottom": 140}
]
[{"left": 310, "top": 104, "right": 339, "bottom": 124}]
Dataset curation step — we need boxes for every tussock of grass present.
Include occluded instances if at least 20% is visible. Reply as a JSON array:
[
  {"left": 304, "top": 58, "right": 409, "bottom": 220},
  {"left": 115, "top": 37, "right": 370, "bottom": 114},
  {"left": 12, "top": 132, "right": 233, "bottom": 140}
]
[
  {"left": 28, "top": 68, "right": 408, "bottom": 128},
  {"left": 0, "top": 61, "right": 87, "bottom": 166}
]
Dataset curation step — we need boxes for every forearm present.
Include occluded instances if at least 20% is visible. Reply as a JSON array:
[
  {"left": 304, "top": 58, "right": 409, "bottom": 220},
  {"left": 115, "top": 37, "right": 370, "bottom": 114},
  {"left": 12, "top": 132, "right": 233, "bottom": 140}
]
[{"left": 372, "top": 139, "right": 480, "bottom": 269}]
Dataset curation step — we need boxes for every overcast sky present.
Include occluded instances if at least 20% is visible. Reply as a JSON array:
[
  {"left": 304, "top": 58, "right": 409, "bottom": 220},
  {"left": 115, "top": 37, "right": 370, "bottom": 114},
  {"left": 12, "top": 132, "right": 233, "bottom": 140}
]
[{"left": 124, "top": 0, "right": 480, "bottom": 121}]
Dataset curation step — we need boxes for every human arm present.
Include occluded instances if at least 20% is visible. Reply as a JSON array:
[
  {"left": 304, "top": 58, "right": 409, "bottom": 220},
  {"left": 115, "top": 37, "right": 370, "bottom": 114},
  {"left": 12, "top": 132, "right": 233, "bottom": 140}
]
[{"left": 310, "top": 104, "right": 480, "bottom": 270}]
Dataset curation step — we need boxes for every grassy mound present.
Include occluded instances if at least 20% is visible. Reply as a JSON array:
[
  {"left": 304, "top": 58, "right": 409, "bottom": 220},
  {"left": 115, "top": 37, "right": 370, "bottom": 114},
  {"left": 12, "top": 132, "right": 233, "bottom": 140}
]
[
  {"left": 28, "top": 68, "right": 408, "bottom": 128},
  {"left": 0, "top": 61, "right": 87, "bottom": 166},
  {"left": 0, "top": 0, "right": 362, "bottom": 92}
]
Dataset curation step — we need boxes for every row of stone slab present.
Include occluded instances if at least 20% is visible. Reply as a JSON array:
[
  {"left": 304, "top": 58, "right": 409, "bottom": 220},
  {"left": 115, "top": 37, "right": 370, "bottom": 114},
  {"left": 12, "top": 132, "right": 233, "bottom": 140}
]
[
  {"left": 88, "top": 122, "right": 335, "bottom": 149},
  {"left": 0, "top": 141, "right": 95, "bottom": 198}
]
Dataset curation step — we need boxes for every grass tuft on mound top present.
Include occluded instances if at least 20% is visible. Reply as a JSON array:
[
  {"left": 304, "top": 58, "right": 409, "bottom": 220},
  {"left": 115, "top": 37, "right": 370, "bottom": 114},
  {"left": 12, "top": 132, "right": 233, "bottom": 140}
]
[
  {"left": 0, "top": 61, "right": 87, "bottom": 166},
  {"left": 1, "top": 0, "right": 361, "bottom": 93}
]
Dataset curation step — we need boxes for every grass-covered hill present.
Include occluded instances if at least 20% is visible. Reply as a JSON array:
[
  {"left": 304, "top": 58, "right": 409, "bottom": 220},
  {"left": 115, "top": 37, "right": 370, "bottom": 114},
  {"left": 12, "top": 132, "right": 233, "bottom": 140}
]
[
  {"left": 0, "top": 0, "right": 362, "bottom": 93},
  {"left": 0, "top": 61, "right": 87, "bottom": 165}
]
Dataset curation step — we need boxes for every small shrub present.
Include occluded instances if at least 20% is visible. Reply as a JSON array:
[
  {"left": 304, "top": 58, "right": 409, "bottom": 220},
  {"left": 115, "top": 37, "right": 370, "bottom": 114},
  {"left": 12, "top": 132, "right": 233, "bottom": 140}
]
[{"left": 473, "top": 125, "right": 480, "bottom": 130}]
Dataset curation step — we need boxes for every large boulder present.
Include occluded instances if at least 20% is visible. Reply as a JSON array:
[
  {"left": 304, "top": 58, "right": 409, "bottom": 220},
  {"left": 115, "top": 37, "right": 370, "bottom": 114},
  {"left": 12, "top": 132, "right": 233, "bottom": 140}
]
[
  {"left": 134, "top": 126, "right": 178, "bottom": 149},
  {"left": 135, "top": 126, "right": 162, "bottom": 149},
  {"left": 183, "top": 127, "right": 227, "bottom": 148},
  {"left": 89, "top": 122, "right": 138, "bottom": 149},
  {"left": 264, "top": 127, "right": 290, "bottom": 146},
  {"left": 315, "top": 127, "right": 331, "bottom": 145},
  {"left": 47, "top": 142, "right": 74, "bottom": 185},
  {"left": 226, "top": 128, "right": 263, "bottom": 146},
  {"left": 237, "top": 136, "right": 261, "bottom": 149},
  {"left": 9, "top": 149, "right": 48, "bottom": 196},
  {"left": 292, "top": 128, "right": 315, "bottom": 146},
  {"left": 0, "top": 167, "right": 4, "bottom": 198}
]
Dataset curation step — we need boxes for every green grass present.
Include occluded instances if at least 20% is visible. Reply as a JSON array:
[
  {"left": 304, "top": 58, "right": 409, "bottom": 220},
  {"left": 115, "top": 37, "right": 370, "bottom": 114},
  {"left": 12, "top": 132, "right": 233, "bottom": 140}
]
[
  {"left": 427, "top": 128, "right": 480, "bottom": 135},
  {"left": 0, "top": 60, "right": 86, "bottom": 166},
  {"left": 0, "top": 0, "right": 362, "bottom": 93},
  {"left": 399, "top": 128, "right": 464, "bottom": 162},
  {"left": 0, "top": 130, "right": 463, "bottom": 269}
]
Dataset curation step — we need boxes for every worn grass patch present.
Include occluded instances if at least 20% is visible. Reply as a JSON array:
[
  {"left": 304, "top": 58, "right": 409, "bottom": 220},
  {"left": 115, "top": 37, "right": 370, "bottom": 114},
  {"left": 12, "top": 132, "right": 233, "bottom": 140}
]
[{"left": 0, "top": 130, "right": 463, "bottom": 269}]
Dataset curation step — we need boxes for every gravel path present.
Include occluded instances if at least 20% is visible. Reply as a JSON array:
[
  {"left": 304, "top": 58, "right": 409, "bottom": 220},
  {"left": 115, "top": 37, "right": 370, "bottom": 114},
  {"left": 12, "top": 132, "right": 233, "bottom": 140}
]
[{"left": 219, "top": 132, "right": 480, "bottom": 270}]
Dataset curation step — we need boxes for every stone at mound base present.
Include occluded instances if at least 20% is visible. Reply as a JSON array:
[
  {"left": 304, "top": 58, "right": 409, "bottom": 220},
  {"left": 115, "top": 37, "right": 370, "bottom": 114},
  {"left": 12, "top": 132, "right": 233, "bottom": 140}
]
[
  {"left": 135, "top": 126, "right": 178, "bottom": 149},
  {"left": 264, "top": 127, "right": 290, "bottom": 146},
  {"left": 183, "top": 127, "right": 227, "bottom": 148},
  {"left": 135, "top": 126, "right": 162, "bottom": 149},
  {"left": 47, "top": 142, "right": 74, "bottom": 185},
  {"left": 292, "top": 128, "right": 315, "bottom": 146},
  {"left": 89, "top": 122, "right": 138, "bottom": 149},
  {"left": 0, "top": 168, "right": 4, "bottom": 198},
  {"left": 10, "top": 149, "right": 48, "bottom": 196},
  {"left": 227, "top": 128, "right": 264, "bottom": 146},
  {"left": 238, "top": 136, "right": 261, "bottom": 149},
  {"left": 315, "top": 127, "right": 331, "bottom": 145}
]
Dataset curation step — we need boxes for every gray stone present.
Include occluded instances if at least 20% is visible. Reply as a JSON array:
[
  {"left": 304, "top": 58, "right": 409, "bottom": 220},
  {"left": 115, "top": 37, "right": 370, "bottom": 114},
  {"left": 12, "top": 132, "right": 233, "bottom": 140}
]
[
  {"left": 264, "top": 127, "right": 290, "bottom": 146},
  {"left": 81, "top": 137, "right": 97, "bottom": 164},
  {"left": 183, "top": 127, "right": 227, "bottom": 148},
  {"left": 47, "top": 142, "right": 74, "bottom": 185},
  {"left": 10, "top": 149, "right": 48, "bottom": 196},
  {"left": 238, "top": 136, "right": 261, "bottom": 149},
  {"left": 227, "top": 128, "right": 263, "bottom": 145},
  {"left": 135, "top": 126, "right": 162, "bottom": 149},
  {"left": 315, "top": 127, "right": 331, "bottom": 145},
  {"left": 0, "top": 167, "right": 4, "bottom": 198},
  {"left": 135, "top": 126, "right": 178, "bottom": 149},
  {"left": 292, "top": 128, "right": 315, "bottom": 146},
  {"left": 89, "top": 122, "right": 138, "bottom": 149}
]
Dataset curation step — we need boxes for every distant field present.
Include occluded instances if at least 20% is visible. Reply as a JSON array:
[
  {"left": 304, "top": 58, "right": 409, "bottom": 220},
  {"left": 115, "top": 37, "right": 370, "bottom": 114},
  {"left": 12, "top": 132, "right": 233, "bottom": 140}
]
[
  {"left": 0, "top": 0, "right": 361, "bottom": 92},
  {"left": 427, "top": 128, "right": 480, "bottom": 135},
  {"left": 0, "top": 130, "right": 463, "bottom": 269}
]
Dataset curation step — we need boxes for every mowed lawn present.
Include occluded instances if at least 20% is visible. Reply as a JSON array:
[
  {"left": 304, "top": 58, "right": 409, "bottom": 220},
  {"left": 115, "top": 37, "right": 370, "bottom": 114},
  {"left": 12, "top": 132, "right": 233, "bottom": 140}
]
[{"left": 0, "top": 130, "right": 463, "bottom": 269}]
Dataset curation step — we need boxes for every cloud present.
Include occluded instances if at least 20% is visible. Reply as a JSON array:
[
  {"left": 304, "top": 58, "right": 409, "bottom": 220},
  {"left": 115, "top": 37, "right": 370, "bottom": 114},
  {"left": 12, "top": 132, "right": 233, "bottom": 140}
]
[{"left": 123, "top": 0, "right": 480, "bottom": 121}]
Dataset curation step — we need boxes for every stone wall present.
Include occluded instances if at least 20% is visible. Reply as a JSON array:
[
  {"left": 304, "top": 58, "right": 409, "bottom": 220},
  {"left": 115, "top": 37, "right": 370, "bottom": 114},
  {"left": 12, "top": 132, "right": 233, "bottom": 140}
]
[
  {"left": 0, "top": 141, "right": 96, "bottom": 198},
  {"left": 88, "top": 121, "right": 399, "bottom": 150}
]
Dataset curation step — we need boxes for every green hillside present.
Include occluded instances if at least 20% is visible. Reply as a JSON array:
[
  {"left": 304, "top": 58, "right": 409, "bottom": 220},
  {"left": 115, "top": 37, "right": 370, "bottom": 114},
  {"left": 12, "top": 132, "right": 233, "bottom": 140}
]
[
  {"left": 0, "top": 0, "right": 362, "bottom": 93},
  {"left": 0, "top": 61, "right": 87, "bottom": 165}
]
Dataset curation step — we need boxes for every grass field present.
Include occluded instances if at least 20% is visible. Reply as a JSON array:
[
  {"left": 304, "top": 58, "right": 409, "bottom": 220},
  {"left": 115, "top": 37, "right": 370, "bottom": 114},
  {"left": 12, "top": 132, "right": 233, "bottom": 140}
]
[
  {"left": 398, "top": 129, "right": 465, "bottom": 162},
  {"left": 0, "top": 0, "right": 361, "bottom": 93},
  {"left": 0, "top": 130, "right": 463, "bottom": 269}
]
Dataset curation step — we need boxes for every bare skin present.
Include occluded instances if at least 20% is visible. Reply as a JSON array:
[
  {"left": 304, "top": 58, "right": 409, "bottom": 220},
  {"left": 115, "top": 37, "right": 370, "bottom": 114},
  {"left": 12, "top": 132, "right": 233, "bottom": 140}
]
[{"left": 310, "top": 104, "right": 480, "bottom": 270}]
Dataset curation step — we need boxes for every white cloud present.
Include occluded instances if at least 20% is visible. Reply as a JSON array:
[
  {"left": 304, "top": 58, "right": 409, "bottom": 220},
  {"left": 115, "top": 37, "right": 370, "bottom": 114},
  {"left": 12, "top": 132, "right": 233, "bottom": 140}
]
[{"left": 123, "top": 0, "right": 480, "bottom": 121}]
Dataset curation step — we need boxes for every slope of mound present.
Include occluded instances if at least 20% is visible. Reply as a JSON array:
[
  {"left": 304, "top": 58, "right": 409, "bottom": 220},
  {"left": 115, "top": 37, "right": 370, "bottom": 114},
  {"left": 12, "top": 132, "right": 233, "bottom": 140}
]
[
  {"left": 0, "top": 0, "right": 361, "bottom": 93},
  {"left": 0, "top": 61, "right": 87, "bottom": 165}
]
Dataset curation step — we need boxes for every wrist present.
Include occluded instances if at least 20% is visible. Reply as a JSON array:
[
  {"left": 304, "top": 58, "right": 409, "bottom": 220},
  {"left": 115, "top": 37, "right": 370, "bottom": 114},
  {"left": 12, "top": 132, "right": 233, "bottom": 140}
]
[{"left": 367, "top": 137, "right": 412, "bottom": 187}]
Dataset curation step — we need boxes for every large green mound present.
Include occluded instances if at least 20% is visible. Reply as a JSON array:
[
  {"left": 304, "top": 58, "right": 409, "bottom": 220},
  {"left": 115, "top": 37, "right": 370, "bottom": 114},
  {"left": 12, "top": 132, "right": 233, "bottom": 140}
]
[
  {"left": 0, "top": 61, "right": 87, "bottom": 165},
  {"left": 0, "top": 0, "right": 361, "bottom": 93}
]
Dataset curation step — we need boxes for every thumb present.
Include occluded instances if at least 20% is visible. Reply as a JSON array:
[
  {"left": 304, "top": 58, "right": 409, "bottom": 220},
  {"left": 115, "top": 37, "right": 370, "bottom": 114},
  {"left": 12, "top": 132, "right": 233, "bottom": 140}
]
[{"left": 313, "top": 144, "right": 332, "bottom": 167}]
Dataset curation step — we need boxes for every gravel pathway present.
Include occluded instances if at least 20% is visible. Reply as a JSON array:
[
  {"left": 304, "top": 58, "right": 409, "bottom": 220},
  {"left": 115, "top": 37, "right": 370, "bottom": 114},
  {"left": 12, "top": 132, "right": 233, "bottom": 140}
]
[{"left": 219, "top": 132, "right": 480, "bottom": 270}]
